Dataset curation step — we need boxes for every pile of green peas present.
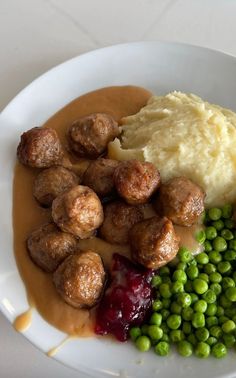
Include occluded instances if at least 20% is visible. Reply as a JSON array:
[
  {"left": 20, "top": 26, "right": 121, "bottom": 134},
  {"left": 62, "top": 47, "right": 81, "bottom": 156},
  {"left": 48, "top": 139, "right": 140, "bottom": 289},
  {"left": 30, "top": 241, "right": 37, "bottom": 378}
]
[{"left": 130, "top": 204, "right": 236, "bottom": 359}]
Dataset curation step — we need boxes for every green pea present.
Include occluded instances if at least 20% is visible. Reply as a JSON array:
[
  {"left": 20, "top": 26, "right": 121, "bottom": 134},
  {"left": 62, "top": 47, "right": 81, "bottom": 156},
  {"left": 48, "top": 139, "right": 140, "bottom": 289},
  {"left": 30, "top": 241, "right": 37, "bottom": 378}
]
[
  {"left": 210, "top": 326, "right": 222, "bottom": 339},
  {"left": 187, "top": 334, "right": 197, "bottom": 346},
  {"left": 177, "top": 293, "right": 192, "bottom": 308},
  {"left": 159, "top": 266, "right": 171, "bottom": 276},
  {"left": 177, "top": 262, "right": 187, "bottom": 271},
  {"left": 171, "top": 281, "right": 184, "bottom": 294},
  {"left": 195, "top": 327, "right": 209, "bottom": 342},
  {"left": 207, "top": 336, "right": 217, "bottom": 346},
  {"left": 204, "top": 263, "right": 216, "bottom": 275},
  {"left": 178, "top": 247, "right": 193, "bottom": 263},
  {"left": 224, "top": 219, "right": 234, "bottom": 229},
  {"left": 209, "top": 272, "right": 222, "bottom": 283},
  {"left": 224, "top": 307, "right": 236, "bottom": 318},
  {"left": 206, "top": 316, "right": 218, "bottom": 328},
  {"left": 209, "top": 250, "right": 222, "bottom": 264},
  {"left": 170, "top": 302, "right": 182, "bottom": 315},
  {"left": 169, "top": 330, "right": 185, "bottom": 343},
  {"left": 177, "top": 340, "right": 193, "bottom": 357},
  {"left": 229, "top": 239, "right": 236, "bottom": 251},
  {"left": 193, "top": 278, "right": 208, "bottom": 294},
  {"left": 135, "top": 335, "right": 151, "bottom": 352},
  {"left": 129, "top": 327, "right": 141, "bottom": 341},
  {"left": 196, "top": 252, "right": 209, "bottom": 264},
  {"left": 224, "top": 250, "right": 236, "bottom": 261},
  {"left": 204, "top": 240, "right": 213, "bottom": 252},
  {"left": 194, "top": 300, "right": 207, "bottom": 313},
  {"left": 151, "top": 275, "right": 162, "bottom": 288},
  {"left": 222, "top": 320, "right": 236, "bottom": 333},
  {"left": 195, "top": 230, "right": 206, "bottom": 244},
  {"left": 225, "top": 287, "right": 236, "bottom": 302},
  {"left": 233, "top": 271, "right": 236, "bottom": 282},
  {"left": 182, "top": 307, "right": 194, "bottom": 321},
  {"left": 221, "top": 204, "right": 233, "bottom": 219},
  {"left": 160, "top": 322, "right": 169, "bottom": 334},
  {"left": 202, "top": 289, "right": 217, "bottom": 304},
  {"left": 161, "top": 309, "right": 170, "bottom": 320},
  {"left": 217, "top": 261, "right": 231, "bottom": 275},
  {"left": 195, "top": 342, "right": 210, "bottom": 358},
  {"left": 159, "top": 283, "right": 172, "bottom": 298},
  {"left": 222, "top": 277, "right": 235, "bottom": 290},
  {"left": 190, "top": 292, "right": 199, "bottom": 304},
  {"left": 154, "top": 341, "right": 170, "bottom": 356},
  {"left": 149, "top": 313, "right": 162, "bottom": 326},
  {"left": 212, "top": 342, "right": 227, "bottom": 358},
  {"left": 186, "top": 265, "right": 199, "bottom": 280},
  {"left": 141, "top": 324, "right": 149, "bottom": 335},
  {"left": 162, "top": 298, "right": 171, "bottom": 309},
  {"left": 167, "top": 314, "right": 182, "bottom": 330},
  {"left": 148, "top": 325, "right": 163, "bottom": 341},
  {"left": 221, "top": 229, "right": 234, "bottom": 240},
  {"left": 210, "top": 283, "right": 222, "bottom": 296},
  {"left": 219, "top": 316, "right": 230, "bottom": 325},
  {"left": 216, "top": 306, "right": 224, "bottom": 317},
  {"left": 205, "top": 303, "right": 217, "bottom": 316},
  {"left": 162, "top": 276, "right": 172, "bottom": 284},
  {"left": 212, "top": 220, "right": 224, "bottom": 231},
  {"left": 208, "top": 208, "right": 222, "bottom": 221},
  {"left": 182, "top": 321, "right": 192, "bottom": 335},
  {"left": 198, "top": 273, "right": 209, "bottom": 283},
  {"left": 212, "top": 237, "right": 227, "bottom": 252},
  {"left": 172, "top": 270, "right": 187, "bottom": 284},
  {"left": 205, "top": 226, "right": 217, "bottom": 240},
  {"left": 192, "top": 312, "right": 205, "bottom": 328},
  {"left": 188, "top": 259, "right": 197, "bottom": 267},
  {"left": 152, "top": 299, "right": 163, "bottom": 312},
  {"left": 161, "top": 333, "right": 170, "bottom": 343},
  {"left": 223, "top": 333, "right": 235, "bottom": 348},
  {"left": 184, "top": 281, "right": 193, "bottom": 293}
]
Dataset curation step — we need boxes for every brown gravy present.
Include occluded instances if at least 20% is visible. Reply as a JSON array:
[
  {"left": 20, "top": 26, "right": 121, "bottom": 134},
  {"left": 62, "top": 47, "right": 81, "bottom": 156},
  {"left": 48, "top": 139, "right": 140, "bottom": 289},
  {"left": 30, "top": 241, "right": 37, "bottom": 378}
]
[{"left": 13, "top": 86, "right": 152, "bottom": 336}]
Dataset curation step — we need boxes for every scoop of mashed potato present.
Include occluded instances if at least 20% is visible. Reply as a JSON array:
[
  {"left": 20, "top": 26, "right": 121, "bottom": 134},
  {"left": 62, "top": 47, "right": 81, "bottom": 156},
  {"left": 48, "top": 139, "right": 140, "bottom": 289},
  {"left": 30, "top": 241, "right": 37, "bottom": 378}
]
[{"left": 108, "top": 91, "right": 236, "bottom": 207}]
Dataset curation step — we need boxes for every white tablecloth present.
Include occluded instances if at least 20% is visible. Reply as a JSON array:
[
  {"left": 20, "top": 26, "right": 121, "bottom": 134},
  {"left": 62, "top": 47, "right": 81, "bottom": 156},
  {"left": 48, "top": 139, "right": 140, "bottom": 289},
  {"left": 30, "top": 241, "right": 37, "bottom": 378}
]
[{"left": 1, "top": 0, "right": 236, "bottom": 376}]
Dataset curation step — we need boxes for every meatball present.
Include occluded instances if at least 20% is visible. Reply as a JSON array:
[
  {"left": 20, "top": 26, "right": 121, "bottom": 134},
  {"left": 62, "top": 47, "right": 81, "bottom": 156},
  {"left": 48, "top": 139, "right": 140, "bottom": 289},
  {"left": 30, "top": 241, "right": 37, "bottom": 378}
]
[
  {"left": 130, "top": 216, "right": 180, "bottom": 269},
  {"left": 33, "top": 166, "right": 78, "bottom": 207},
  {"left": 99, "top": 201, "right": 144, "bottom": 244},
  {"left": 83, "top": 158, "right": 119, "bottom": 197},
  {"left": 113, "top": 160, "right": 161, "bottom": 205},
  {"left": 53, "top": 250, "right": 106, "bottom": 308},
  {"left": 17, "top": 127, "right": 63, "bottom": 168},
  {"left": 27, "top": 223, "right": 78, "bottom": 273},
  {"left": 52, "top": 185, "right": 104, "bottom": 239},
  {"left": 154, "top": 176, "right": 205, "bottom": 226},
  {"left": 68, "top": 113, "right": 120, "bottom": 158}
]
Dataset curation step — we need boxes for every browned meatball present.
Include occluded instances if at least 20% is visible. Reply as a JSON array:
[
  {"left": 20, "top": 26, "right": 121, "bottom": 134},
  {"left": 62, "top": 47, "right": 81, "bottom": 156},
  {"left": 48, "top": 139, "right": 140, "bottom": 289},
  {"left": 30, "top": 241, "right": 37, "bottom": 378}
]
[
  {"left": 83, "top": 158, "right": 119, "bottom": 197},
  {"left": 113, "top": 160, "right": 161, "bottom": 205},
  {"left": 17, "top": 127, "right": 63, "bottom": 168},
  {"left": 99, "top": 201, "right": 144, "bottom": 244},
  {"left": 154, "top": 176, "right": 205, "bottom": 227},
  {"left": 27, "top": 223, "right": 78, "bottom": 273},
  {"left": 33, "top": 166, "right": 78, "bottom": 207},
  {"left": 130, "top": 216, "right": 180, "bottom": 269},
  {"left": 53, "top": 250, "right": 106, "bottom": 308},
  {"left": 68, "top": 113, "right": 120, "bottom": 158},
  {"left": 52, "top": 185, "right": 104, "bottom": 239}
]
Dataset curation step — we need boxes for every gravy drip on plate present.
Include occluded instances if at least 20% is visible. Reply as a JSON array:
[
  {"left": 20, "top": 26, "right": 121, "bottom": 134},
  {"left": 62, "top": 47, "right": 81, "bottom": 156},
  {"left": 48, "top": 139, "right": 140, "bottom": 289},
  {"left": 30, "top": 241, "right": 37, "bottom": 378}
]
[{"left": 13, "top": 86, "right": 152, "bottom": 336}]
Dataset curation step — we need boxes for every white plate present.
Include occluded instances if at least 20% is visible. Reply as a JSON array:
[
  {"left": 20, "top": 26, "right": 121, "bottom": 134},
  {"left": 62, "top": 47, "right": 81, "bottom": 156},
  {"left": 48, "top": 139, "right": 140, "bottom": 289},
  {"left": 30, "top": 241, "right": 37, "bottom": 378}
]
[{"left": 1, "top": 41, "right": 236, "bottom": 378}]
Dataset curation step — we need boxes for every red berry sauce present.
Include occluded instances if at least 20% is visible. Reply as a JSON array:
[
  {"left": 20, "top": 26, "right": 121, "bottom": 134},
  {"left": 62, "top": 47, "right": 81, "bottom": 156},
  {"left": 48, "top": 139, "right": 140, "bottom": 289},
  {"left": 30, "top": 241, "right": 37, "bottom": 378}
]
[{"left": 95, "top": 253, "right": 154, "bottom": 341}]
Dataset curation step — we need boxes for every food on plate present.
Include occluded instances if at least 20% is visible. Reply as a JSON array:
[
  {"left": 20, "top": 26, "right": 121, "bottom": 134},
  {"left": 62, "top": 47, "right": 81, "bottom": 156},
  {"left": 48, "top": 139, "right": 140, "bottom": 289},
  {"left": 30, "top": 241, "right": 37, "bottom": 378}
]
[
  {"left": 52, "top": 185, "right": 104, "bottom": 239},
  {"left": 154, "top": 176, "right": 205, "bottom": 227},
  {"left": 53, "top": 250, "right": 106, "bottom": 308},
  {"left": 130, "top": 216, "right": 180, "bottom": 269},
  {"left": 113, "top": 160, "right": 160, "bottom": 205},
  {"left": 17, "top": 126, "right": 63, "bottom": 168},
  {"left": 99, "top": 200, "right": 144, "bottom": 244},
  {"left": 68, "top": 113, "right": 120, "bottom": 158},
  {"left": 82, "top": 158, "right": 119, "bottom": 197},
  {"left": 109, "top": 91, "right": 236, "bottom": 207},
  {"left": 27, "top": 223, "right": 78, "bottom": 273},
  {"left": 95, "top": 253, "right": 154, "bottom": 341},
  {"left": 33, "top": 166, "right": 79, "bottom": 207}
]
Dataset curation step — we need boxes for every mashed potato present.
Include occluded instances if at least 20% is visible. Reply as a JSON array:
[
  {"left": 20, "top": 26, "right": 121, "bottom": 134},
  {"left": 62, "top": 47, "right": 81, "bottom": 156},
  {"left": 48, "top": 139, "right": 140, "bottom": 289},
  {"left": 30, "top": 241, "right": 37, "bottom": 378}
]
[{"left": 108, "top": 92, "right": 236, "bottom": 207}]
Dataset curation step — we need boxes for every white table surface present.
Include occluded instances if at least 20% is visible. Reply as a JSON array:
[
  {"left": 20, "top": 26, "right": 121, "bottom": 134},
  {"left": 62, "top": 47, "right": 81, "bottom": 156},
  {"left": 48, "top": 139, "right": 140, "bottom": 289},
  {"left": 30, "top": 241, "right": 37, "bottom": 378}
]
[{"left": 1, "top": 0, "right": 236, "bottom": 377}]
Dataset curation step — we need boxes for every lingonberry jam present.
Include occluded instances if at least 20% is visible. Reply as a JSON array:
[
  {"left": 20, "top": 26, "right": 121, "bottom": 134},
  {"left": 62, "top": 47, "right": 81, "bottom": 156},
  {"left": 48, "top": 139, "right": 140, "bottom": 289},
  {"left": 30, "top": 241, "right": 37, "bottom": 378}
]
[{"left": 95, "top": 253, "right": 154, "bottom": 341}]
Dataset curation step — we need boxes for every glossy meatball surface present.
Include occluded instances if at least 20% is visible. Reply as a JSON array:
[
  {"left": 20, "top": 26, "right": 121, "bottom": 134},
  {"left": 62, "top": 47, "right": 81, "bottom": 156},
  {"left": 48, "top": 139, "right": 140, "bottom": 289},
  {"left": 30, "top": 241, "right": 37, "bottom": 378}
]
[
  {"left": 99, "top": 201, "right": 144, "bottom": 244},
  {"left": 53, "top": 250, "right": 106, "bottom": 308},
  {"left": 33, "top": 166, "right": 78, "bottom": 207},
  {"left": 27, "top": 223, "right": 78, "bottom": 273},
  {"left": 68, "top": 113, "right": 120, "bottom": 158},
  {"left": 130, "top": 216, "right": 180, "bottom": 269},
  {"left": 52, "top": 185, "right": 104, "bottom": 239},
  {"left": 17, "top": 127, "right": 63, "bottom": 168},
  {"left": 154, "top": 176, "right": 205, "bottom": 226},
  {"left": 113, "top": 160, "right": 161, "bottom": 205},
  {"left": 83, "top": 158, "right": 119, "bottom": 197}
]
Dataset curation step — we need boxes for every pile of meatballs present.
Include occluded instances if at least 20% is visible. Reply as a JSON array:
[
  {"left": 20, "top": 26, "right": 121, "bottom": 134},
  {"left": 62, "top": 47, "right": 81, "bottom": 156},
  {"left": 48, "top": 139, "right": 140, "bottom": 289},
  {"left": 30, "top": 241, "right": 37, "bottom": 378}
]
[{"left": 17, "top": 112, "right": 205, "bottom": 313}]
